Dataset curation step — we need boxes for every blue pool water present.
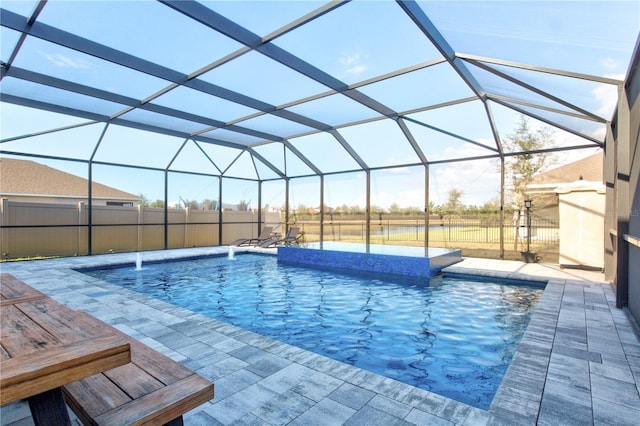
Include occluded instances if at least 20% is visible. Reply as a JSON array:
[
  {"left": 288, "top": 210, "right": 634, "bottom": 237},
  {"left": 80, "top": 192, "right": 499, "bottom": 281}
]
[{"left": 82, "top": 253, "right": 543, "bottom": 409}]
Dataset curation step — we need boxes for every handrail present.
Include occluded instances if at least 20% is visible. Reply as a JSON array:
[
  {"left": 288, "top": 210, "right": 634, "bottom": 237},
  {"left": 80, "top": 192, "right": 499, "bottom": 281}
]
[{"left": 622, "top": 233, "right": 640, "bottom": 248}]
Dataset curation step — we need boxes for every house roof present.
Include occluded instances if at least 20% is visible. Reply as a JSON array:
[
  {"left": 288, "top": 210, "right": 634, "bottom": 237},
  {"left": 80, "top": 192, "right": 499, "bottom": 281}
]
[
  {"left": 0, "top": 158, "right": 139, "bottom": 200},
  {"left": 530, "top": 152, "right": 603, "bottom": 186}
]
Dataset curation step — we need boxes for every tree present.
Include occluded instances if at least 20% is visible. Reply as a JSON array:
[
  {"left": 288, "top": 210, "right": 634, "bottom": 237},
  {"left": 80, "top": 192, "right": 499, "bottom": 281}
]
[
  {"left": 389, "top": 203, "right": 402, "bottom": 216},
  {"left": 503, "top": 115, "right": 556, "bottom": 249},
  {"left": 481, "top": 197, "right": 501, "bottom": 214},
  {"left": 348, "top": 205, "right": 365, "bottom": 216},
  {"left": 201, "top": 199, "right": 216, "bottom": 210},
  {"left": 428, "top": 200, "right": 442, "bottom": 217},
  {"left": 296, "top": 204, "right": 308, "bottom": 218},
  {"left": 139, "top": 193, "right": 150, "bottom": 207},
  {"left": 445, "top": 188, "right": 463, "bottom": 214}
]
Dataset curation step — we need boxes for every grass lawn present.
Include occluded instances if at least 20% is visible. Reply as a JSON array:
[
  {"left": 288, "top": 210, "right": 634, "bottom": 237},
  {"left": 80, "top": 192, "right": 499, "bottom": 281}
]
[{"left": 301, "top": 225, "right": 559, "bottom": 263}]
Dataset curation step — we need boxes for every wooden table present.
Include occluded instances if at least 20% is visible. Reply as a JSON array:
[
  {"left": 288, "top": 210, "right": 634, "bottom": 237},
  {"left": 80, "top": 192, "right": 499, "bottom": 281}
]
[{"left": 1, "top": 273, "right": 131, "bottom": 425}]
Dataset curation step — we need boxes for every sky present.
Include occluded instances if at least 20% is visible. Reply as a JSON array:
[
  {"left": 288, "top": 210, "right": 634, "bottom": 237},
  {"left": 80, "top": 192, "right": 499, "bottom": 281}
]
[{"left": 1, "top": 1, "right": 638, "bottom": 210}]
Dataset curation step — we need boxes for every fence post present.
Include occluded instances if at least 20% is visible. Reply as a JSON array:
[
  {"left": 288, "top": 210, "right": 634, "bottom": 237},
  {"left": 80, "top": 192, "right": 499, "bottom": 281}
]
[
  {"left": 184, "top": 207, "right": 189, "bottom": 248},
  {"left": 78, "top": 202, "right": 88, "bottom": 256},
  {"left": 77, "top": 202, "right": 82, "bottom": 255},
  {"left": 1, "top": 198, "right": 9, "bottom": 258},
  {"left": 138, "top": 204, "right": 143, "bottom": 251}
]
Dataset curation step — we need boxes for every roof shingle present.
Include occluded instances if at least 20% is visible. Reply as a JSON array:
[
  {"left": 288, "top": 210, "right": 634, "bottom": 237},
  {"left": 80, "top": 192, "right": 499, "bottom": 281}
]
[
  {"left": 530, "top": 152, "right": 603, "bottom": 186},
  {"left": 0, "top": 158, "right": 139, "bottom": 200}
]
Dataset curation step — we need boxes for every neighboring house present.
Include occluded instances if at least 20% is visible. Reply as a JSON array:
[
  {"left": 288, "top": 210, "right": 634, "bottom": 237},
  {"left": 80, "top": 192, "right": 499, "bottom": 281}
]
[
  {"left": 529, "top": 151, "right": 605, "bottom": 269},
  {"left": 523, "top": 152, "right": 604, "bottom": 220},
  {"left": 0, "top": 158, "right": 140, "bottom": 206},
  {"left": 528, "top": 151, "right": 604, "bottom": 194}
]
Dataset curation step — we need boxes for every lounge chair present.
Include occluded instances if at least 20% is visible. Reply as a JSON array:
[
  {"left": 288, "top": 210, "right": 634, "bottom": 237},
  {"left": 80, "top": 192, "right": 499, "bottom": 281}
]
[
  {"left": 258, "top": 227, "right": 303, "bottom": 248},
  {"left": 230, "top": 226, "right": 274, "bottom": 246}
]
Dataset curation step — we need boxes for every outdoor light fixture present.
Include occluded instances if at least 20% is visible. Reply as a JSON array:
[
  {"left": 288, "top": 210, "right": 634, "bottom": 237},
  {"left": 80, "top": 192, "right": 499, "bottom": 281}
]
[{"left": 524, "top": 198, "right": 532, "bottom": 209}]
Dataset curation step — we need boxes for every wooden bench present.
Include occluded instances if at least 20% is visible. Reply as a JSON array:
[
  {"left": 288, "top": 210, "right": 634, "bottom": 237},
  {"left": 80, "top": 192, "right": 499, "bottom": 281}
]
[{"left": 62, "top": 311, "right": 214, "bottom": 426}]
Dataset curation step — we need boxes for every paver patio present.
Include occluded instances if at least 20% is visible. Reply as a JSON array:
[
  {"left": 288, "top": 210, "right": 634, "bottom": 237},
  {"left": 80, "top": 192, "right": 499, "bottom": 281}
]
[{"left": 1, "top": 248, "right": 639, "bottom": 425}]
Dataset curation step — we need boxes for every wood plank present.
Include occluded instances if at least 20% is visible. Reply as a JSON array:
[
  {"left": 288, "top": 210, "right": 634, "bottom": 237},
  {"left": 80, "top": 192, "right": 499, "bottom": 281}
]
[
  {"left": 1, "top": 293, "right": 48, "bottom": 307},
  {"left": 127, "top": 338, "right": 194, "bottom": 384},
  {"left": 62, "top": 372, "right": 133, "bottom": 423},
  {"left": 104, "top": 362, "right": 164, "bottom": 400},
  {"left": 75, "top": 311, "right": 195, "bottom": 384},
  {"left": 0, "top": 334, "right": 130, "bottom": 404},
  {"left": 92, "top": 374, "right": 214, "bottom": 426},
  {"left": 0, "top": 274, "right": 46, "bottom": 301},
  {"left": 1, "top": 304, "right": 61, "bottom": 356},
  {"left": 64, "top": 312, "right": 214, "bottom": 425},
  {"left": 0, "top": 343, "right": 10, "bottom": 361},
  {"left": 17, "top": 300, "right": 110, "bottom": 343},
  {"left": 1, "top": 334, "right": 129, "bottom": 386},
  {"left": 1, "top": 300, "right": 116, "bottom": 357}
]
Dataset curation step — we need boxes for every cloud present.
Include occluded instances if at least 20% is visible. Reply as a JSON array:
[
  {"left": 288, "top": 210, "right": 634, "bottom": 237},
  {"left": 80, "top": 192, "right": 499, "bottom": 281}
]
[
  {"left": 601, "top": 57, "right": 619, "bottom": 72},
  {"left": 382, "top": 166, "right": 412, "bottom": 175},
  {"left": 592, "top": 74, "right": 624, "bottom": 118},
  {"left": 339, "top": 52, "right": 360, "bottom": 66},
  {"left": 369, "top": 187, "right": 425, "bottom": 209},
  {"left": 427, "top": 144, "right": 501, "bottom": 206},
  {"left": 346, "top": 64, "right": 367, "bottom": 75},
  {"left": 339, "top": 52, "right": 367, "bottom": 75},
  {"left": 43, "top": 52, "right": 91, "bottom": 69}
]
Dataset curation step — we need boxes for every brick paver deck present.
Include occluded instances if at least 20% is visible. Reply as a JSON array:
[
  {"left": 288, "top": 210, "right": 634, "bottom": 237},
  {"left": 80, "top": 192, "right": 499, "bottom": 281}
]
[{"left": 2, "top": 248, "right": 638, "bottom": 425}]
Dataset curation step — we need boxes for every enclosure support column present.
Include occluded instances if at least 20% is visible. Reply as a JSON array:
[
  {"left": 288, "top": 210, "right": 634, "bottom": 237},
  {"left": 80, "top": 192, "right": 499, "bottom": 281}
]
[
  {"left": 365, "top": 170, "right": 371, "bottom": 249},
  {"left": 285, "top": 178, "right": 290, "bottom": 234},
  {"left": 87, "top": 124, "right": 109, "bottom": 255},
  {"left": 218, "top": 178, "right": 223, "bottom": 245},
  {"left": 424, "top": 164, "right": 429, "bottom": 250},
  {"left": 603, "top": 124, "right": 617, "bottom": 282},
  {"left": 614, "top": 87, "right": 630, "bottom": 308},
  {"left": 164, "top": 170, "right": 169, "bottom": 250},
  {"left": 319, "top": 175, "right": 325, "bottom": 243},
  {"left": 258, "top": 181, "right": 263, "bottom": 234},
  {"left": 87, "top": 161, "right": 93, "bottom": 255},
  {"left": 604, "top": 126, "right": 616, "bottom": 281},
  {"left": 499, "top": 157, "right": 505, "bottom": 259}
]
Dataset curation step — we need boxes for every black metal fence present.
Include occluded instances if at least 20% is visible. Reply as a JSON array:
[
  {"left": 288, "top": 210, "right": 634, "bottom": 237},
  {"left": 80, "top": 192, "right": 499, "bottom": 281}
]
[{"left": 300, "top": 217, "right": 559, "bottom": 247}]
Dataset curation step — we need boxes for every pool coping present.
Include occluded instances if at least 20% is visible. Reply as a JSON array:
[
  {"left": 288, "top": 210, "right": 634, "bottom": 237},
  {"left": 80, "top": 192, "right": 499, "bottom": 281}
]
[{"left": 1, "top": 247, "right": 639, "bottom": 425}]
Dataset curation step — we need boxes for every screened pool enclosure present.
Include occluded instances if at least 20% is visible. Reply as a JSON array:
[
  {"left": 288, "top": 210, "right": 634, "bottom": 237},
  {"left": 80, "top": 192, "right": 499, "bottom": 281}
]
[{"left": 1, "top": 1, "right": 638, "bottom": 259}]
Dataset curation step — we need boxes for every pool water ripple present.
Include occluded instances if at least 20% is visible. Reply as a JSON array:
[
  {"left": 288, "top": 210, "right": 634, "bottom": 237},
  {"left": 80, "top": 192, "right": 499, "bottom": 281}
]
[{"left": 83, "top": 253, "right": 543, "bottom": 409}]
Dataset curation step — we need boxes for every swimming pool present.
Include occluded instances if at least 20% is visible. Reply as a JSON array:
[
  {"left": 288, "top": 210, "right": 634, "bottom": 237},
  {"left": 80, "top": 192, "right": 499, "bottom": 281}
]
[{"left": 81, "top": 253, "right": 544, "bottom": 409}]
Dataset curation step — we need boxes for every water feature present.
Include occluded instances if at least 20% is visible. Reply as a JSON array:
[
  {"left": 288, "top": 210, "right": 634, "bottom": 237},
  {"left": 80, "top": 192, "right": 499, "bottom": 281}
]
[
  {"left": 228, "top": 246, "right": 235, "bottom": 260},
  {"left": 135, "top": 252, "right": 142, "bottom": 271}
]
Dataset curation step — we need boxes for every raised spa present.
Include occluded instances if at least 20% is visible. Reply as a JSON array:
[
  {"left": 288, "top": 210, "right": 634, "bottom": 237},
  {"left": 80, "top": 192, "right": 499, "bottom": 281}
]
[{"left": 278, "top": 241, "right": 462, "bottom": 277}]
